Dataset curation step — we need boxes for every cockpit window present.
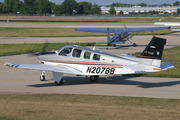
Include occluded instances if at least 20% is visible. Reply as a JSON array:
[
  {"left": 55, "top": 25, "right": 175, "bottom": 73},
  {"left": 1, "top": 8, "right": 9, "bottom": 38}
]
[
  {"left": 72, "top": 49, "right": 82, "bottom": 58},
  {"left": 93, "top": 54, "right": 100, "bottom": 61},
  {"left": 84, "top": 52, "right": 91, "bottom": 59},
  {"left": 59, "top": 47, "right": 72, "bottom": 56}
]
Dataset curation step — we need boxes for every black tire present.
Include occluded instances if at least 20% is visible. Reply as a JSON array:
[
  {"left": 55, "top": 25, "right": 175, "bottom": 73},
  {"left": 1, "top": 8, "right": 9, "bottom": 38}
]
[
  {"left": 113, "top": 44, "right": 116, "bottom": 47},
  {"left": 133, "top": 43, "right": 136, "bottom": 47},
  {"left": 90, "top": 76, "right": 98, "bottom": 82},
  {"left": 55, "top": 79, "right": 63, "bottom": 85},
  {"left": 40, "top": 75, "right": 45, "bottom": 81}
]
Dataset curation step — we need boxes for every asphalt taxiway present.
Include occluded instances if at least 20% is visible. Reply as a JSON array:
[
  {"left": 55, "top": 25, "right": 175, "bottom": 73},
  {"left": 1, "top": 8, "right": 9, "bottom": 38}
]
[{"left": 1, "top": 33, "right": 180, "bottom": 98}]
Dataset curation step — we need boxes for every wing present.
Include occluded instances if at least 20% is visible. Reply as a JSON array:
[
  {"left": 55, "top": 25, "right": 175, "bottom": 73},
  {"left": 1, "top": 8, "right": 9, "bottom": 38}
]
[
  {"left": 154, "top": 22, "right": 180, "bottom": 26},
  {"left": 4, "top": 62, "right": 83, "bottom": 75},
  {"left": 75, "top": 26, "right": 170, "bottom": 33}
]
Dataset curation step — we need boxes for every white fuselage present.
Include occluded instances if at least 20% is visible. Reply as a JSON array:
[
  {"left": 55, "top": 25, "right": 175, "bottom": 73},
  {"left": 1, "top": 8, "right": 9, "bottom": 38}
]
[{"left": 37, "top": 45, "right": 161, "bottom": 76}]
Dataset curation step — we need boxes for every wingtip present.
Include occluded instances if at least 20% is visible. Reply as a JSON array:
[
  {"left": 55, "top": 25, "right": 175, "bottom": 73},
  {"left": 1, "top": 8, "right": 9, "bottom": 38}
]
[{"left": 4, "top": 62, "right": 11, "bottom": 66}]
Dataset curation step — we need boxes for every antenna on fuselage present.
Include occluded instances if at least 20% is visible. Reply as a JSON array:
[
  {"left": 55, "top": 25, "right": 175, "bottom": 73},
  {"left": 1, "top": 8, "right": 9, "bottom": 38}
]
[{"left": 92, "top": 44, "right": 97, "bottom": 50}]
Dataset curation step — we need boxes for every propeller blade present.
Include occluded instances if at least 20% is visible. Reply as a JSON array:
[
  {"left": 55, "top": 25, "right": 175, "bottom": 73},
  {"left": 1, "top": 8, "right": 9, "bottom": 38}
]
[
  {"left": 42, "top": 40, "right": 49, "bottom": 52},
  {"left": 27, "top": 40, "right": 49, "bottom": 57}
]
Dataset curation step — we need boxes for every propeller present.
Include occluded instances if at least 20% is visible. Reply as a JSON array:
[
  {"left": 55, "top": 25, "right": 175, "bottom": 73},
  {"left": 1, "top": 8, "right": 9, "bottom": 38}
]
[
  {"left": 122, "top": 23, "right": 127, "bottom": 32},
  {"left": 28, "top": 40, "right": 49, "bottom": 57}
]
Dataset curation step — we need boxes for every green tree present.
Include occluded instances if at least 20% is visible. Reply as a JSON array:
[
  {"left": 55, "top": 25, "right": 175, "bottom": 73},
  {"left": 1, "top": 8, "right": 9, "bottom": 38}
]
[
  {"left": 173, "top": 1, "right": 180, "bottom": 6},
  {"left": 137, "top": 3, "right": 147, "bottom": 7},
  {"left": 38, "top": 0, "right": 51, "bottom": 15},
  {"left": 159, "top": 3, "right": 171, "bottom": 7},
  {"left": 177, "top": 9, "right": 180, "bottom": 14},
  {"left": 23, "top": 0, "right": 38, "bottom": 14},
  {"left": 53, "top": 5, "right": 62, "bottom": 15},
  {"left": 0, "top": 2, "right": 4, "bottom": 13},
  {"left": 119, "top": 10, "right": 123, "bottom": 14},
  {"left": 49, "top": 2, "right": 55, "bottom": 13},
  {"left": 61, "top": 0, "right": 79, "bottom": 14},
  {"left": 109, "top": 7, "right": 116, "bottom": 14},
  {"left": 78, "top": 1, "right": 92, "bottom": 14},
  {"left": 3, "top": 0, "right": 22, "bottom": 14},
  {"left": 150, "top": 10, "right": 158, "bottom": 14},
  {"left": 110, "top": 3, "right": 134, "bottom": 7},
  {"left": 90, "top": 4, "right": 101, "bottom": 14},
  {"left": 78, "top": 4, "right": 84, "bottom": 14}
]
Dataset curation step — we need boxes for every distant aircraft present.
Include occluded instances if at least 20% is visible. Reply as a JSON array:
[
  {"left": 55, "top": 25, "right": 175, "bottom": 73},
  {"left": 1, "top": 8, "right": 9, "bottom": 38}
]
[
  {"left": 75, "top": 26, "right": 170, "bottom": 49},
  {"left": 154, "top": 22, "right": 180, "bottom": 31},
  {"left": 4, "top": 36, "right": 173, "bottom": 85}
]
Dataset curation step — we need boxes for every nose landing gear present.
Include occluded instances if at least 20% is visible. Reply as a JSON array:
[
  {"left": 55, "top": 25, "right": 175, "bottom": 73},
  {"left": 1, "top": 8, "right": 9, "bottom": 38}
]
[{"left": 40, "top": 71, "right": 45, "bottom": 81}]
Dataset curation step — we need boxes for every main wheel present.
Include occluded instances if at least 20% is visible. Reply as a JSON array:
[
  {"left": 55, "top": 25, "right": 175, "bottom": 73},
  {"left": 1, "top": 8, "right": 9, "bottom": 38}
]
[
  {"left": 90, "top": 76, "right": 98, "bottom": 82},
  {"left": 113, "top": 44, "right": 116, "bottom": 47},
  {"left": 133, "top": 43, "right": 136, "bottom": 47},
  {"left": 55, "top": 79, "right": 63, "bottom": 85},
  {"left": 40, "top": 75, "right": 45, "bottom": 81}
]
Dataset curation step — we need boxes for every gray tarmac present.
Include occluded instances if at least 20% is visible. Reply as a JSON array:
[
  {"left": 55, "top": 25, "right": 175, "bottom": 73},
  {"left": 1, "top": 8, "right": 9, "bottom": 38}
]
[{"left": 0, "top": 22, "right": 180, "bottom": 98}]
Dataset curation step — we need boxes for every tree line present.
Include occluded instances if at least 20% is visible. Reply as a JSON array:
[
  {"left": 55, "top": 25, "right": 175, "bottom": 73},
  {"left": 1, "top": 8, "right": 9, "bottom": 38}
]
[
  {"left": 0, "top": 0, "right": 101, "bottom": 15},
  {"left": 0, "top": 0, "right": 180, "bottom": 15}
]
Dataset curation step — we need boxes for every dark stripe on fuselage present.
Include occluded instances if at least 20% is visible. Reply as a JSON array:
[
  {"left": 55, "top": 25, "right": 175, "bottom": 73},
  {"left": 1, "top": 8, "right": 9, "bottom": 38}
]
[{"left": 44, "top": 60, "right": 123, "bottom": 66}]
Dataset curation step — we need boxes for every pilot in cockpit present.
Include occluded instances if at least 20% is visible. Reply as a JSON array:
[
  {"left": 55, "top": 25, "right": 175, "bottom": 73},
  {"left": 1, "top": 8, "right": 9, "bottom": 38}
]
[{"left": 59, "top": 48, "right": 72, "bottom": 56}]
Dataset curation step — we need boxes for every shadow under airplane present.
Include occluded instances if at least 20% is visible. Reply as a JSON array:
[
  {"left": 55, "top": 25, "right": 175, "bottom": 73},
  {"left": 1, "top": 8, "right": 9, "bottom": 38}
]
[{"left": 27, "top": 76, "right": 180, "bottom": 89}]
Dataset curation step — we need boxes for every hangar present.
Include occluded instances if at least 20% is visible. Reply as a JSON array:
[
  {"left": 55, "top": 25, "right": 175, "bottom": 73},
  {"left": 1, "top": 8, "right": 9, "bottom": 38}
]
[{"left": 101, "top": 6, "right": 180, "bottom": 14}]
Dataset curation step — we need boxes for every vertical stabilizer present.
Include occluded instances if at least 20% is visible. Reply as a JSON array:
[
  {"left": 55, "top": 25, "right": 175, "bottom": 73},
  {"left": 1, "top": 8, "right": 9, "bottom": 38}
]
[{"left": 140, "top": 37, "right": 166, "bottom": 60}]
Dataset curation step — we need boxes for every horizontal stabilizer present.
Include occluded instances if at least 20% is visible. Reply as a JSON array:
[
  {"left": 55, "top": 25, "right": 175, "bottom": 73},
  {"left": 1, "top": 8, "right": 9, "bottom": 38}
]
[{"left": 160, "top": 62, "right": 174, "bottom": 70}]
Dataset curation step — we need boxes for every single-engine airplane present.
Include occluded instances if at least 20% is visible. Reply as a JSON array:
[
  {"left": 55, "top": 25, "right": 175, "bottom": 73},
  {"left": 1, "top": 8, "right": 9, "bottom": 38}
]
[
  {"left": 4, "top": 36, "right": 174, "bottom": 85},
  {"left": 75, "top": 26, "right": 170, "bottom": 49},
  {"left": 154, "top": 22, "right": 180, "bottom": 31}
]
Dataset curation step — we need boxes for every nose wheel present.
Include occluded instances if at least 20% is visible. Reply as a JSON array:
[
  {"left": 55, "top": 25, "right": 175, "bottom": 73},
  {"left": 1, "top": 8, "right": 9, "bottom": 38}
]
[{"left": 40, "top": 71, "right": 45, "bottom": 81}]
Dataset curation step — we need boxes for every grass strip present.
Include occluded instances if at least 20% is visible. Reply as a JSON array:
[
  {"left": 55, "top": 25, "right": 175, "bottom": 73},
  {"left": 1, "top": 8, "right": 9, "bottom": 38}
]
[
  {"left": 0, "top": 27, "right": 176, "bottom": 37},
  {"left": 0, "top": 93, "right": 180, "bottom": 120},
  {"left": 0, "top": 42, "right": 94, "bottom": 56},
  {"left": 1, "top": 16, "right": 180, "bottom": 23}
]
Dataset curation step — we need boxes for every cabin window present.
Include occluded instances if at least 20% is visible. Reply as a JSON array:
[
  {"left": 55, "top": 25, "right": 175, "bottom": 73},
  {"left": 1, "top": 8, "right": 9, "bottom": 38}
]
[
  {"left": 93, "top": 54, "right": 100, "bottom": 61},
  {"left": 84, "top": 52, "right": 91, "bottom": 59},
  {"left": 72, "top": 49, "right": 82, "bottom": 58},
  {"left": 59, "top": 47, "right": 72, "bottom": 56}
]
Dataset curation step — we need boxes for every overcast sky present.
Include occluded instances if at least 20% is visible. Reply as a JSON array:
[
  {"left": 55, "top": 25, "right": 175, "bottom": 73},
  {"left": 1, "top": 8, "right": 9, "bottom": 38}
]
[{"left": 0, "top": 0, "right": 177, "bottom": 5}]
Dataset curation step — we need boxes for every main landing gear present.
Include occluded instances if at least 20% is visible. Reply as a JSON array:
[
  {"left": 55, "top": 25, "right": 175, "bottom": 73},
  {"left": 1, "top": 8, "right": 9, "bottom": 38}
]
[
  {"left": 133, "top": 43, "right": 137, "bottom": 47},
  {"left": 55, "top": 78, "right": 63, "bottom": 85},
  {"left": 40, "top": 71, "right": 64, "bottom": 86},
  {"left": 40, "top": 71, "right": 45, "bottom": 81},
  {"left": 90, "top": 76, "right": 99, "bottom": 82}
]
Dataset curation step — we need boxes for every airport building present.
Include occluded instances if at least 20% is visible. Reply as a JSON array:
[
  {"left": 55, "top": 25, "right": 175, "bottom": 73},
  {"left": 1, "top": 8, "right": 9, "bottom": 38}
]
[{"left": 101, "top": 6, "right": 180, "bottom": 14}]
